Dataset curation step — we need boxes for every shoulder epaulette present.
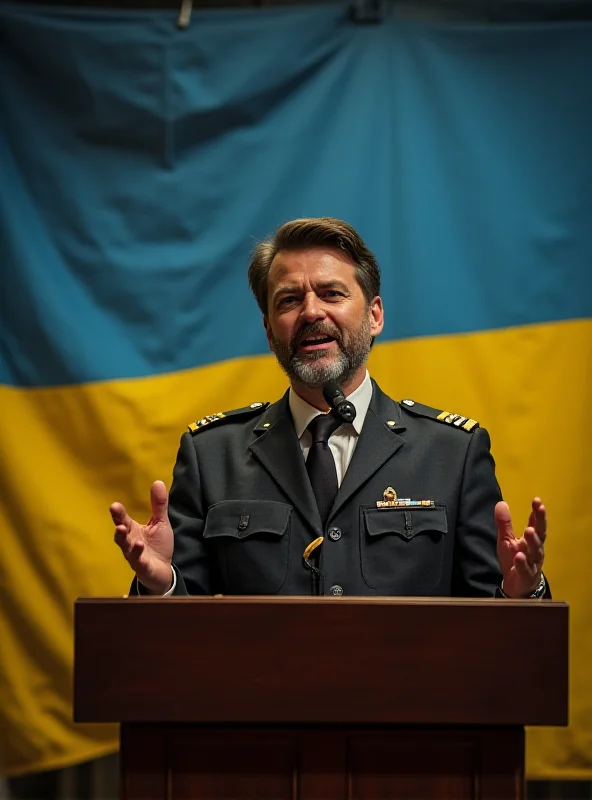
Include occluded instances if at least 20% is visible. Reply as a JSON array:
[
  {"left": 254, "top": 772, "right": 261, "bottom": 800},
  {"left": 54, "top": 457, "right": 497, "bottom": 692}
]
[
  {"left": 399, "top": 399, "right": 479, "bottom": 433},
  {"left": 188, "top": 401, "right": 270, "bottom": 434}
]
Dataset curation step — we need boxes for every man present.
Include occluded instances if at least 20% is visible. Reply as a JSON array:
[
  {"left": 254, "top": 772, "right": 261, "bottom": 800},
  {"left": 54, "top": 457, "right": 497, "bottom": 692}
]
[{"left": 111, "top": 217, "right": 548, "bottom": 599}]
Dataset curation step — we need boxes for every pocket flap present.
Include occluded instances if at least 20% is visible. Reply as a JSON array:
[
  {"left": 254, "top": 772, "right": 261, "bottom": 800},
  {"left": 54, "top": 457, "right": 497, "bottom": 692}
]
[
  {"left": 203, "top": 500, "right": 292, "bottom": 540},
  {"left": 363, "top": 506, "right": 448, "bottom": 540}
]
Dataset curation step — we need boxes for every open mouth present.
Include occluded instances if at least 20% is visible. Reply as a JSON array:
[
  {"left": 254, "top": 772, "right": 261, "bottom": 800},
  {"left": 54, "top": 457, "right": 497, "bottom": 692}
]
[{"left": 297, "top": 334, "right": 337, "bottom": 353}]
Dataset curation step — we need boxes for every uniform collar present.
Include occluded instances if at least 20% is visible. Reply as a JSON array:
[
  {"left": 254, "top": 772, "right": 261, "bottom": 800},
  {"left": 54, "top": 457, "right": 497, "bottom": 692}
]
[{"left": 288, "top": 371, "right": 372, "bottom": 439}]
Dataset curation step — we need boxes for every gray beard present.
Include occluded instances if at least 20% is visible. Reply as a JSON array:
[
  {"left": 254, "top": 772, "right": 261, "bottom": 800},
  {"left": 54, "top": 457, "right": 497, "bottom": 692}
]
[{"left": 271, "top": 316, "right": 373, "bottom": 390}]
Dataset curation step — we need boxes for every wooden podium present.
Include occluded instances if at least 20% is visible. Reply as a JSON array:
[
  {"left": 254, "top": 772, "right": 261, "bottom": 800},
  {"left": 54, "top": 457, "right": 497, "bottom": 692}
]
[{"left": 74, "top": 597, "right": 568, "bottom": 800}]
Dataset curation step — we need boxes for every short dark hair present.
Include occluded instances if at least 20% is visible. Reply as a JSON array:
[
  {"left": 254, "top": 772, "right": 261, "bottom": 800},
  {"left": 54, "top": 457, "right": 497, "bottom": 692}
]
[{"left": 248, "top": 217, "right": 381, "bottom": 315}]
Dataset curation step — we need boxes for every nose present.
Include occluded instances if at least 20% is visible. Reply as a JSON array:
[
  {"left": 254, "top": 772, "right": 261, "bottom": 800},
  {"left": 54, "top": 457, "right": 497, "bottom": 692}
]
[{"left": 300, "top": 291, "right": 326, "bottom": 323}]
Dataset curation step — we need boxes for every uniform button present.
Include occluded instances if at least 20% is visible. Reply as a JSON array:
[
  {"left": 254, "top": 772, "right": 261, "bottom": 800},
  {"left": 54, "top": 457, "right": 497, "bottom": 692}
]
[
  {"left": 329, "top": 585, "right": 344, "bottom": 596},
  {"left": 328, "top": 527, "right": 342, "bottom": 541}
]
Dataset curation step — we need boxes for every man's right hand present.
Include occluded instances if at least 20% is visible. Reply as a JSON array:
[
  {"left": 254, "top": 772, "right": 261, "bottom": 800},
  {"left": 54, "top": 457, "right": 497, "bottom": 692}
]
[{"left": 111, "top": 480, "right": 174, "bottom": 595}]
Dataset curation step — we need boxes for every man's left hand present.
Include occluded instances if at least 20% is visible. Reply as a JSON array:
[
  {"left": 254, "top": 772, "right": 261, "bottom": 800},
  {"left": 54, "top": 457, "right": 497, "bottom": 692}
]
[{"left": 495, "top": 497, "right": 546, "bottom": 598}]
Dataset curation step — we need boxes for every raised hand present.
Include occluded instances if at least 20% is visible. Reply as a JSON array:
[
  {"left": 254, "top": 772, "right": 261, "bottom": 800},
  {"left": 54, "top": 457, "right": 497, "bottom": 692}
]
[
  {"left": 495, "top": 497, "right": 546, "bottom": 598},
  {"left": 111, "top": 480, "right": 174, "bottom": 595}
]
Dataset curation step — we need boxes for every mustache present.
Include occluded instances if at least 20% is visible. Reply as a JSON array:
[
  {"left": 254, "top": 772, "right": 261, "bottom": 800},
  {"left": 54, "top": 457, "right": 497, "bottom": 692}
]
[{"left": 290, "top": 322, "right": 343, "bottom": 355}]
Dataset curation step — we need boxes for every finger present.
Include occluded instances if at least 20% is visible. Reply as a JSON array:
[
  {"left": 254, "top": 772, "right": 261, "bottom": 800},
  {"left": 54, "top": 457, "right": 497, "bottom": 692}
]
[
  {"left": 523, "top": 528, "right": 544, "bottom": 567},
  {"left": 113, "top": 521, "right": 134, "bottom": 543},
  {"left": 513, "top": 551, "right": 538, "bottom": 580},
  {"left": 533, "top": 500, "right": 547, "bottom": 542},
  {"left": 114, "top": 526, "right": 142, "bottom": 552},
  {"left": 110, "top": 501, "right": 131, "bottom": 530},
  {"left": 150, "top": 480, "right": 169, "bottom": 522},
  {"left": 516, "top": 536, "right": 529, "bottom": 556},
  {"left": 114, "top": 530, "right": 145, "bottom": 563},
  {"left": 127, "top": 542, "right": 146, "bottom": 570},
  {"left": 494, "top": 501, "right": 516, "bottom": 544},
  {"left": 527, "top": 497, "right": 542, "bottom": 528}
]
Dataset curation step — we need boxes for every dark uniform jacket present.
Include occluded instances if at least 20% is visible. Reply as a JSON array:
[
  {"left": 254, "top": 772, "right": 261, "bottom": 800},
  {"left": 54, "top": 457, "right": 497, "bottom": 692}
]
[{"left": 161, "top": 381, "right": 508, "bottom": 598}]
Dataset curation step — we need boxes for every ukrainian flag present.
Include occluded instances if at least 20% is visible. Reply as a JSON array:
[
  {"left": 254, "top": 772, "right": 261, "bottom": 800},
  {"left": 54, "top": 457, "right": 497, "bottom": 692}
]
[{"left": 1, "top": 1, "right": 590, "bottom": 778}]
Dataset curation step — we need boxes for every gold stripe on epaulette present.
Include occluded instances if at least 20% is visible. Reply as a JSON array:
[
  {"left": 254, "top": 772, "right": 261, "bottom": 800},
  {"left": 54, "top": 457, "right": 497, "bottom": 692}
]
[
  {"left": 190, "top": 411, "right": 227, "bottom": 431},
  {"left": 437, "top": 410, "right": 478, "bottom": 430}
]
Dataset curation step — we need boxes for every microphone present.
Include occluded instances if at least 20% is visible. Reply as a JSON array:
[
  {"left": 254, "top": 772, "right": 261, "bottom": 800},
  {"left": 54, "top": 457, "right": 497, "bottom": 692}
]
[{"left": 322, "top": 381, "right": 357, "bottom": 424}]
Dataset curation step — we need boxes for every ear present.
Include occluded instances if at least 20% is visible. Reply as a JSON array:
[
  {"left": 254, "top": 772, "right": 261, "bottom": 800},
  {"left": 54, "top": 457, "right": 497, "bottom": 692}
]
[
  {"left": 369, "top": 296, "right": 384, "bottom": 338},
  {"left": 263, "top": 316, "right": 275, "bottom": 352}
]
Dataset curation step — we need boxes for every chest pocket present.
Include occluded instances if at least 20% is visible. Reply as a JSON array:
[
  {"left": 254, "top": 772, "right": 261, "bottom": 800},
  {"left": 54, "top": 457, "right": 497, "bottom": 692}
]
[
  {"left": 361, "top": 506, "right": 448, "bottom": 593},
  {"left": 203, "top": 500, "right": 292, "bottom": 594}
]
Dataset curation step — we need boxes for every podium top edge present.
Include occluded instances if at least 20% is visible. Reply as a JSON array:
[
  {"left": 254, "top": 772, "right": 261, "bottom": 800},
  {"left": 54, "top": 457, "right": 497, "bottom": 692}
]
[{"left": 75, "top": 596, "right": 568, "bottom": 608}]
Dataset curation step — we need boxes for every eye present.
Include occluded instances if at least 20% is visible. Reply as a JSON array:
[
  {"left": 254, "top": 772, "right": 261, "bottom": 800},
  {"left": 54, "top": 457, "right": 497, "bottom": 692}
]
[
  {"left": 323, "top": 290, "right": 345, "bottom": 300},
  {"left": 278, "top": 295, "right": 299, "bottom": 306}
]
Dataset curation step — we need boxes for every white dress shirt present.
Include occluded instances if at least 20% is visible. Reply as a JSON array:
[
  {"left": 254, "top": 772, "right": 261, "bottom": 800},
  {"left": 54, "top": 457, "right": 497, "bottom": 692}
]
[
  {"left": 288, "top": 371, "right": 373, "bottom": 486},
  {"left": 158, "top": 372, "right": 373, "bottom": 595}
]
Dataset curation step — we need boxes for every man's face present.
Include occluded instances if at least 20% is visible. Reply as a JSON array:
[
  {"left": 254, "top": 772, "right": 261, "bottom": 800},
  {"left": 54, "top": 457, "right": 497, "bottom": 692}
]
[{"left": 263, "top": 247, "right": 384, "bottom": 390}]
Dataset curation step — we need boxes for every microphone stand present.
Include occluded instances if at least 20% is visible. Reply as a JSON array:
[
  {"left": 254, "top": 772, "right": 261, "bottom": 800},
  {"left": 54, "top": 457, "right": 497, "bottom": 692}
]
[{"left": 302, "top": 384, "right": 356, "bottom": 595}]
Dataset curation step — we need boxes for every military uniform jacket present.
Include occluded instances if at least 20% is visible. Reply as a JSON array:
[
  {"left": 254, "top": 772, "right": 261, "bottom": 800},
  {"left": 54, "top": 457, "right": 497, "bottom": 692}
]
[{"left": 164, "top": 381, "right": 505, "bottom": 597}]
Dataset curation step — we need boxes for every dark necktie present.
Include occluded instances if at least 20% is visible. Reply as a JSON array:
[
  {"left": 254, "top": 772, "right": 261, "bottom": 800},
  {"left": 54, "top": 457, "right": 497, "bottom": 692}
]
[{"left": 306, "top": 414, "right": 341, "bottom": 528}]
